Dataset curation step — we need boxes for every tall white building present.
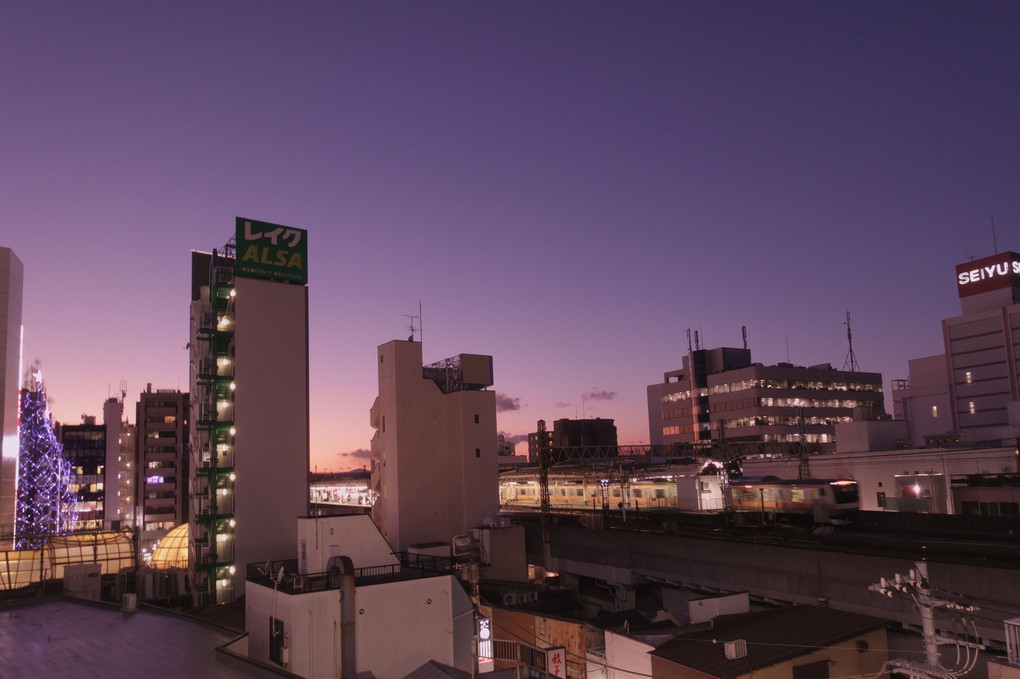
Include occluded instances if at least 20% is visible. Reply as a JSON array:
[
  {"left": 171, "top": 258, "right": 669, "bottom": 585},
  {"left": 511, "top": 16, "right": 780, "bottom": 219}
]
[
  {"left": 369, "top": 340, "right": 499, "bottom": 553},
  {"left": 188, "top": 219, "right": 310, "bottom": 605},
  {"left": 0, "top": 247, "right": 23, "bottom": 545},
  {"left": 893, "top": 251, "right": 1020, "bottom": 447}
]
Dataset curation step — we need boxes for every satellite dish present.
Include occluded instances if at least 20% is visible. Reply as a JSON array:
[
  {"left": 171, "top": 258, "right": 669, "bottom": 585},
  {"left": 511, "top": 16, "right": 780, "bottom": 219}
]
[{"left": 277, "top": 566, "right": 285, "bottom": 584}]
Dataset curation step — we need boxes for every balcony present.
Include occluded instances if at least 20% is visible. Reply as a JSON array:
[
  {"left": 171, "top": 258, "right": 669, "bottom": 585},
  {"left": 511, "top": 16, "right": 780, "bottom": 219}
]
[{"left": 246, "top": 552, "right": 453, "bottom": 595}]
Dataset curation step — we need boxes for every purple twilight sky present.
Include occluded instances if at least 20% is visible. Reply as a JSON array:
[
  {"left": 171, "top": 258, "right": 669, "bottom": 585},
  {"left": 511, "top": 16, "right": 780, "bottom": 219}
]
[{"left": 2, "top": 1, "right": 1018, "bottom": 471}]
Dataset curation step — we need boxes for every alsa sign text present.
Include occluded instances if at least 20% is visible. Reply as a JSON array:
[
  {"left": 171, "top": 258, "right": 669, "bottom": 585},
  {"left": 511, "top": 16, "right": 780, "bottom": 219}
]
[{"left": 239, "top": 221, "right": 304, "bottom": 270}]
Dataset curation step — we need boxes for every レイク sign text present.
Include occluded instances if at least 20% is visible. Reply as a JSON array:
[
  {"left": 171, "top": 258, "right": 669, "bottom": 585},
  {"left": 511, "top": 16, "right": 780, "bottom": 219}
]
[{"left": 235, "top": 217, "right": 308, "bottom": 284}]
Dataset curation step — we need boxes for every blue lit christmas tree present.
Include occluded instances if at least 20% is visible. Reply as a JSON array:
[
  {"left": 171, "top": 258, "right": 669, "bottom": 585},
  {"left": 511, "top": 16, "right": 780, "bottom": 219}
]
[{"left": 15, "top": 364, "right": 78, "bottom": 550}]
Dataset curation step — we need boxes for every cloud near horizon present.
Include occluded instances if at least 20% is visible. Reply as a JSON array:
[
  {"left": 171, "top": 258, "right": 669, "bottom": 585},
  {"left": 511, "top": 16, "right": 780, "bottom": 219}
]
[
  {"left": 495, "top": 393, "right": 523, "bottom": 412},
  {"left": 337, "top": 448, "right": 371, "bottom": 461},
  {"left": 499, "top": 431, "right": 529, "bottom": 445},
  {"left": 584, "top": 387, "right": 617, "bottom": 401}
]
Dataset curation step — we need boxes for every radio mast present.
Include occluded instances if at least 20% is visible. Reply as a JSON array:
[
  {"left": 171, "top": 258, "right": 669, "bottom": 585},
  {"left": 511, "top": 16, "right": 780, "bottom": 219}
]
[{"left": 843, "top": 310, "right": 860, "bottom": 372}]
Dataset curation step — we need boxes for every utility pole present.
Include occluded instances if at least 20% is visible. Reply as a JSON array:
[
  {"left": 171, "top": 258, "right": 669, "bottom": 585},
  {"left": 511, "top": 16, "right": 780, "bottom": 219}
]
[{"left": 869, "top": 561, "right": 984, "bottom": 678}]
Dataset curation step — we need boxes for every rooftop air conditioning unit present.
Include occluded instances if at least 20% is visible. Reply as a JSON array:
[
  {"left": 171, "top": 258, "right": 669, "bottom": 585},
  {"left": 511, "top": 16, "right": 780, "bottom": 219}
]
[
  {"left": 724, "top": 640, "right": 747, "bottom": 660},
  {"left": 452, "top": 533, "right": 473, "bottom": 557},
  {"left": 503, "top": 593, "right": 518, "bottom": 607}
]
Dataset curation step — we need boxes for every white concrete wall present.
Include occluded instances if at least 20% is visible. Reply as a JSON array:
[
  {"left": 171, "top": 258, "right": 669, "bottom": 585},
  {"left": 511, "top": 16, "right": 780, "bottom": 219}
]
[
  {"left": 834, "top": 419, "right": 909, "bottom": 454},
  {"left": 604, "top": 631, "right": 655, "bottom": 679},
  {"left": 233, "top": 277, "right": 309, "bottom": 593},
  {"left": 356, "top": 575, "right": 474, "bottom": 679},
  {"left": 297, "top": 514, "right": 398, "bottom": 573},
  {"left": 445, "top": 389, "right": 500, "bottom": 534},
  {"left": 249, "top": 574, "right": 473, "bottom": 679},
  {"left": 373, "top": 341, "right": 499, "bottom": 552},
  {"left": 688, "top": 591, "right": 749, "bottom": 623},
  {"left": 676, "top": 476, "right": 723, "bottom": 511},
  {"left": 247, "top": 581, "right": 342, "bottom": 679}
]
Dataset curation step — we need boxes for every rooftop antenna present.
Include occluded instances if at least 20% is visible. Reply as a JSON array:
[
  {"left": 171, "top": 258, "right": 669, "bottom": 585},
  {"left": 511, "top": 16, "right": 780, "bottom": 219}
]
[
  {"left": 785, "top": 332, "right": 791, "bottom": 363},
  {"left": 991, "top": 215, "right": 998, "bottom": 253},
  {"left": 686, "top": 328, "right": 692, "bottom": 353},
  {"left": 402, "top": 311, "right": 420, "bottom": 342},
  {"left": 843, "top": 310, "right": 860, "bottom": 372},
  {"left": 742, "top": 326, "right": 747, "bottom": 350},
  {"left": 694, "top": 330, "right": 700, "bottom": 351}
]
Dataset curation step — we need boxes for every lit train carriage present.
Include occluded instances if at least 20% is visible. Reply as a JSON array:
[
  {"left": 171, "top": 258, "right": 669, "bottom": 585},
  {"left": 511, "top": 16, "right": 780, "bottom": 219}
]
[
  {"left": 729, "top": 477, "right": 859, "bottom": 515},
  {"left": 628, "top": 478, "right": 678, "bottom": 510},
  {"left": 501, "top": 477, "right": 622, "bottom": 510}
]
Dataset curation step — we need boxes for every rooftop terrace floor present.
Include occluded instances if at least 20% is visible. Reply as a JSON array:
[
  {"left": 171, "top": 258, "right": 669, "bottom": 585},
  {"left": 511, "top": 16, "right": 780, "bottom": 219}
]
[{"left": 0, "top": 597, "right": 287, "bottom": 679}]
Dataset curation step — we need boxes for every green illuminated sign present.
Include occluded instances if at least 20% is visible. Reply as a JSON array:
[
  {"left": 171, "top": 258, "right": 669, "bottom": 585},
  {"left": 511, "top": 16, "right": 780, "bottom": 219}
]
[{"left": 235, "top": 217, "right": 307, "bottom": 284}]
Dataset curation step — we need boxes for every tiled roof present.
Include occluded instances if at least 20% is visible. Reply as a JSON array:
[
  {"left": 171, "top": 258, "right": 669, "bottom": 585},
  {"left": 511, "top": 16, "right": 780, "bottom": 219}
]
[{"left": 650, "top": 605, "right": 888, "bottom": 679}]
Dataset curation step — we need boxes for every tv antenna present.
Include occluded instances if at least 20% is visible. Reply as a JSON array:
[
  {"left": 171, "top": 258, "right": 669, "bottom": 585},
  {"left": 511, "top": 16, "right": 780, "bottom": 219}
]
[
  {"left": 402, "top": 314, "right": 419, "bottom": 341},
  {"left": 843, "top": 310, "right": 860, "bottom": 372},
  {"left": 403, "top": 301, "right": 422, "bottom": 342}
]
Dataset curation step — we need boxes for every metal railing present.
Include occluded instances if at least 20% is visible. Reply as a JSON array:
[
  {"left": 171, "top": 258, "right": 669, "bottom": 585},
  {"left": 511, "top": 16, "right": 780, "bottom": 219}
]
[{"left": 246, "top": 552, "right": 453, "bottom": 594}]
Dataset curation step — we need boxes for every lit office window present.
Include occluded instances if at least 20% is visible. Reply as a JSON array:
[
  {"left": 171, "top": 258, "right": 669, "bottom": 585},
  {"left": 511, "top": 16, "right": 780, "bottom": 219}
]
[
  {"left": 930, "top": 405, "right": 938, "bottom": 418},
  {"left": 965, "top": 371, "right": 973, "bottom": 384},
  {"left": 968, "top": 402, "right": 976, "bottom": 415}
]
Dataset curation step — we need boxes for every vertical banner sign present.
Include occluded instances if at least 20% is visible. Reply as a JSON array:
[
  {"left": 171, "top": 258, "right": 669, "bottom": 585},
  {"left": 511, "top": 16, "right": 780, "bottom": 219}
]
[
  {"left": 545, "top": 647, "right": 566, "bottom": 679},
  {"left": 477, "top": 617, "right": 492, "bottom": 663},
  {"left": 235, "top": 217, "right": 308, "bottom": 284}
]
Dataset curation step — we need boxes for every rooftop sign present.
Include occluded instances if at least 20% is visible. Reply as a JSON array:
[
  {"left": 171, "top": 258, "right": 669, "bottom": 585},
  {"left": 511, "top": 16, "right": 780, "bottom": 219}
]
[
  {"left": 956, "top": 251, "right": 1020, "bottom": 298},
  {"left": 235, "top": 217, "right": 307, "bottom": 284}
]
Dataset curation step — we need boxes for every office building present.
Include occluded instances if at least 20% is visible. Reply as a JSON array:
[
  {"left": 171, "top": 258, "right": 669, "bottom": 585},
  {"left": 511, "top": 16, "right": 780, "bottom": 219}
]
[
  {"left": 59, "top": 416, "right": 106, "bottom": 531},
  {"left": 369, "top": 340, "right": 499, "bottom": 552},
  {"left": 136, "top": 386, "right": 188, "bottom": 555},
  {"left": 188, "top": 218, "right": 310, "bottom": 605},
  {"left": 647, "top": 344, "right": 884, "bottom": 453},
  {"left": 0, "top": 247, "right": 23, "bottom": 544},
  {"left": 942, "top": 251, "right": 1020, "bottom": 443},
  {"left": 527, "top": 418, "right": 618, "bottom": 463},
  {"left": 57, "top": 397, "right": 135, "bottom": 533},
  {"left": 892, "top": 251, "right": 1020, "bottom": 447}
]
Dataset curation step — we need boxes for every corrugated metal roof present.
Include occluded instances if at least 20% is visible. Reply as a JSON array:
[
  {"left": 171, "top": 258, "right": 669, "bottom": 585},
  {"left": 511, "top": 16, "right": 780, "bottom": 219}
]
[
  {"left": 402, "top": 660, "right": 472, "bottom": 679},
  {"left": 649, "top": 605, "right": 888, "bottom": 679}
]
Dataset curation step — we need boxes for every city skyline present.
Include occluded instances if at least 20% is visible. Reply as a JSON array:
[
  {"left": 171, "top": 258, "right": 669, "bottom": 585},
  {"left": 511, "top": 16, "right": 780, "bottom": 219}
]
[{"left": 2, "top": 2, "right": 1018, "bottom": 471}]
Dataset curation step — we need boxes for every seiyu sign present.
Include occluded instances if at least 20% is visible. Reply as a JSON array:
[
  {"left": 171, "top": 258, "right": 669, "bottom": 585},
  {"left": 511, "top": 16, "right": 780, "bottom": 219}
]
[
  {"left": 235, "top": 217, "right": 308, "bottom": 284},
  {"left": 955, "top": 251, "right": 1020, "bottom": 299}
]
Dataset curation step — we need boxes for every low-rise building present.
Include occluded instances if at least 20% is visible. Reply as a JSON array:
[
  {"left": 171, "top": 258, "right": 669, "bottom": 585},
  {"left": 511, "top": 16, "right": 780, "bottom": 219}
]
[
  {"left": 648, "top": 605, "right": 889, "bottom": 679},
  {"left": 244, "top": 513, "right": 474, "bottom": 679}
]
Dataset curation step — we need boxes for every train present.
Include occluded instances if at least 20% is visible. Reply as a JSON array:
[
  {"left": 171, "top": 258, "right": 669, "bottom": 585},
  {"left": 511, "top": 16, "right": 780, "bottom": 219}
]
[
  {"left": 499, "top": 473, "right": 859, "bottom": 517},
  {"left": 729, "top": 476, "right": 859, "bottom": 515}
]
